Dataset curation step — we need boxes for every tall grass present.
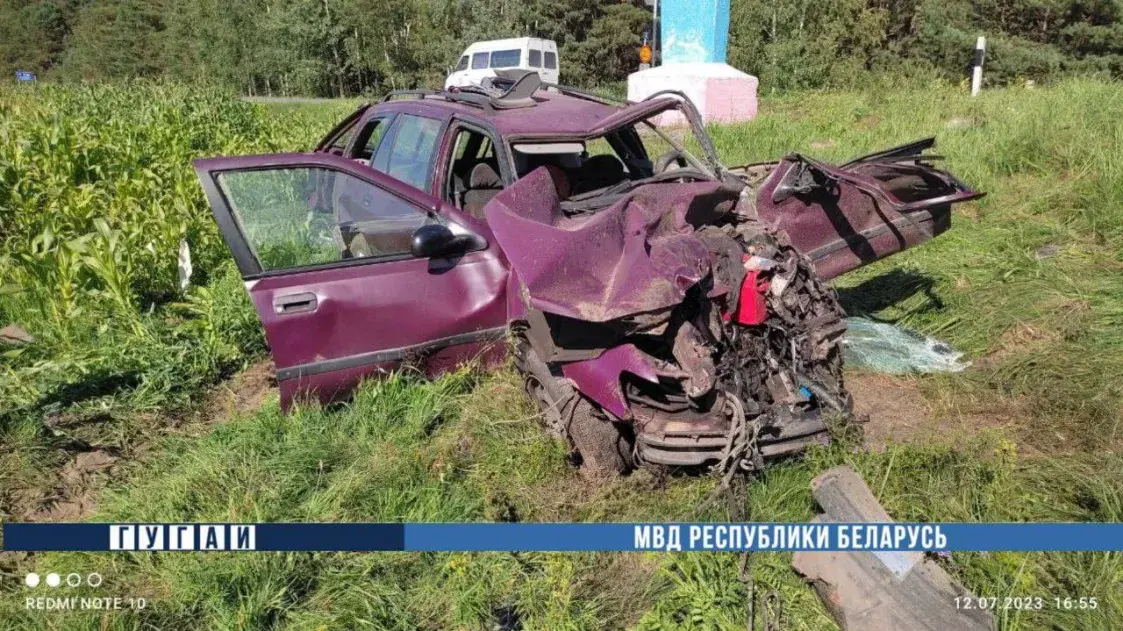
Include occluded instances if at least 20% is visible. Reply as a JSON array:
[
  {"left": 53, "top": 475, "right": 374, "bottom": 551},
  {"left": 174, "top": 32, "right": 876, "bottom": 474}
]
[
  {"left": 0, "top": 84, "right": 352, "bottom": 416},
  {"left": 0, "top": 83, "right": 353, "bottom": 522}
]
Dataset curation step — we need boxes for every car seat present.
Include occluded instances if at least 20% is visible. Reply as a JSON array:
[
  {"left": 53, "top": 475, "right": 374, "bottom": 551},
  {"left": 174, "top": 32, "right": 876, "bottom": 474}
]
[
  {"left": 543, "top": 164, "right": 571, "bottom": 200},
  {"left": 571, "top": 154, "right": 626, "bottom": 195},
  {"left": 462, "top": 163, "right": 503, "bottom": 221}
]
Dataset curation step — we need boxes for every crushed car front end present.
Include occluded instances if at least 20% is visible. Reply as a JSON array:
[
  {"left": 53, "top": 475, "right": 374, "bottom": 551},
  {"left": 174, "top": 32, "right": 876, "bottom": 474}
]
[
  {"left": 479, "top": 86, "right": 979, "bottom": 476},
  {"left": 486, "top": 166, "right": 849, "bottom": 477}
]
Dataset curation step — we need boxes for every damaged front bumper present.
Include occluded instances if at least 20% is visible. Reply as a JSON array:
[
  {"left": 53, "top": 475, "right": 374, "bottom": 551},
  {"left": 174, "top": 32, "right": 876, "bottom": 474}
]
[{"left": 634, "top": 402, "right": 831, "bottom": 467}]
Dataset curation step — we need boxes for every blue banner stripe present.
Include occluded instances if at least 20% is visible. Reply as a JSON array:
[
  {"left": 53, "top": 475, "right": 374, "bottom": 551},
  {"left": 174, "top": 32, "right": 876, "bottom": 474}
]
[{"left": 4, "top": 523, "right": 1123, "bottom": 552}]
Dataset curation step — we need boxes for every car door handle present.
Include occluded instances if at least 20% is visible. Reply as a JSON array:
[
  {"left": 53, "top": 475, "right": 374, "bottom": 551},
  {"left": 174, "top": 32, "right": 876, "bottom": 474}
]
[{"left": 273, "top": 292, "right": 317, "bottom": 315}]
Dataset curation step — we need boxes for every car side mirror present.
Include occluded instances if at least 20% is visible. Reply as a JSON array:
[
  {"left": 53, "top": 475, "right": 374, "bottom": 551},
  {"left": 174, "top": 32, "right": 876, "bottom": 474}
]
[{"left": 411, "top": 224, "right": 472, "bottom": 259}]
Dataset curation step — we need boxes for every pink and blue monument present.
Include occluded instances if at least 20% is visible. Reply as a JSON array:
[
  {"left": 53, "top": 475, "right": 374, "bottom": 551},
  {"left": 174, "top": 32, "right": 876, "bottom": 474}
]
[{"left": 628, "top": 0, "right": 758, "bottom": 123}]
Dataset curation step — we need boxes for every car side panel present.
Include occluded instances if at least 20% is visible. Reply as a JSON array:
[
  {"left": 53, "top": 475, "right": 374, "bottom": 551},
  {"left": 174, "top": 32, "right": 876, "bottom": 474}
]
[
  {"left": 249, "top": 241, "right": 508, "bottom": 406},
  {"left": 755, "top": 161, "right": 941, "bottom": 279}
]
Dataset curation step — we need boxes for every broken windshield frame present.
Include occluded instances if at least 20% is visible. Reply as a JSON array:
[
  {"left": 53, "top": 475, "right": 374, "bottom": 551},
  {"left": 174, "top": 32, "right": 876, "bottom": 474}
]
[
  {"left": 630, "top": 91, "right": 725, "bottom": 178},
  {"left": 638, "top": 118, "right": 712, "bottom": 176},
  {"left": 504, "top": 96, "right": 724, "bottom": 203},
  {"left": 502, "top": 93, "right": 723, "bottom": 180}
]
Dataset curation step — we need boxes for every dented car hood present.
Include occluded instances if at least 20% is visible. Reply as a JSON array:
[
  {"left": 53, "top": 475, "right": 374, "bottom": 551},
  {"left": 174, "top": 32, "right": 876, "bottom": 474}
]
[{"left": 484, "top": 168, "right": 738, "bottom": 322}]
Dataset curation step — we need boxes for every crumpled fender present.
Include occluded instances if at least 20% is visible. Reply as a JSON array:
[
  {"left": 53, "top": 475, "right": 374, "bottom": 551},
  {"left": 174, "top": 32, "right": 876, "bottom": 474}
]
[{"left": 560, "top": 344, "right": 662, "bottom": 419}]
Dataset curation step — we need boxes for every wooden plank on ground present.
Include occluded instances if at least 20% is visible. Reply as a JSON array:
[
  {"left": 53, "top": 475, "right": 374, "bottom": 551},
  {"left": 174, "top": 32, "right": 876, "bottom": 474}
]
[{"left": 791, "top": 466, "right": 995, "bottom": 631}]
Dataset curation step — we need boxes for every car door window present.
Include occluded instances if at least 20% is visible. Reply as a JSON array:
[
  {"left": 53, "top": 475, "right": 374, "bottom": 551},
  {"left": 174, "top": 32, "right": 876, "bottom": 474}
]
[
  {"left": 321, "top": 118, "right": 362, "bottom": 157},
  {"left": 372, "top": 114, "right": 443, "bottom": 191},
  {"left": 454, "top": 55, "right": 469, "bottom": 71},
  {"left": 445, "top": 126, "right": 501, "bottom": 220},
  {"left": 351, "top": 118, "right": 389, "bottom": 163},
  {"left": 471, "top": 53, "right": 489, "bottom": 69},
  {"left": 316, "top": 105, "right": 369, "bottom": 154},
  {"left": 528, "top": 49, "right": 542, "bottom": 67},
  {"left": 215, "top": 167, "right": 431, "bottom": 272},
  {"left": 544, "top": 52, "right": 557, "bottom": 70}
]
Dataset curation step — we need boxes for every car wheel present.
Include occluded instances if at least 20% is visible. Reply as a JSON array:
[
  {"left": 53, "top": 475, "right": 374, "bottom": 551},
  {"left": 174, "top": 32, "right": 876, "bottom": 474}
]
[{"left": 512, "top": 334, "right": 634, "bottom": 477}]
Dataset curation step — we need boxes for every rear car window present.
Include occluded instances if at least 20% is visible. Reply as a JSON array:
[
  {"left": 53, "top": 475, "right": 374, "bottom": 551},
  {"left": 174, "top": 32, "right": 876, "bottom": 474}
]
[
  {"left": 528, "top": 50, "right": 542, "bottom": 67},
  {"left": 471, "top": 53, "right": 489, "bottom": 69},
  {"left": 489, "top": 49, "right": 521, "bottom": 68},
  {"left": 216, "top": 167, "right": 429, "bottom": 270},
  {"left": 378, "top": 114, "right": 443, "bottom": 191},
  {"left": 544, "top": 52, "right": 557, "bottom": 69},
  {"left": 455, "top": 55, "right": 469, "bottom": 71}
]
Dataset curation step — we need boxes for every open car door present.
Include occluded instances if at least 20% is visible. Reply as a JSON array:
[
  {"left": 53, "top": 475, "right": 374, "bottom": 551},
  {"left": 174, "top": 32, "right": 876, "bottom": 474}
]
[
  {"left": 193, "top": 153, "right": 508, "bottom": 408},
  {"left": 745, "top": 138, "right": 983, "bottom": 280}
]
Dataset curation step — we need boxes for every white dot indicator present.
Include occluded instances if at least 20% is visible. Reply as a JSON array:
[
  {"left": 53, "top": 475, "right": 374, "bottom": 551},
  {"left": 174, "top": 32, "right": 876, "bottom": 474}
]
[
  {"left": 46, "top": 573, "right": 61, "bottom": 587},
  {"left": 24, "top": 573, "right": 40, "bottom": 588}
]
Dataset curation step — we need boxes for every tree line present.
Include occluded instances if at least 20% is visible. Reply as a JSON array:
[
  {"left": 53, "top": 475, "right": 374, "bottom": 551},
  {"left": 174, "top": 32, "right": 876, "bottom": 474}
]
[{"left": 2, "top": 0, "right": 1122, "bottom": 96}]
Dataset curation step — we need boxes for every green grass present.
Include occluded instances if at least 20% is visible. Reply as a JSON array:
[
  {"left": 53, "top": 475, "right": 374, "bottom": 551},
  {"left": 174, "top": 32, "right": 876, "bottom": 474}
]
[
  {"left": 710, "top": 79, "right": 1123, "bottom": 453},
  {"left": 0, "top": 85, "right": 353, "bottom": 523},
  {"left": 1, "top": 370, "right": 1121, "bottom": 629},
  {"left": 2, "top": 80, "right": 1123, "bottom": 629}
]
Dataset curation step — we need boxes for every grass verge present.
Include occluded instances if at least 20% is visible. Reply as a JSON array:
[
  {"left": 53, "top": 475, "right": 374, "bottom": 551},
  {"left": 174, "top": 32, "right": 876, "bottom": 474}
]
[{"left": 1, "top": 369, "right": 1121, "bottom": 629}]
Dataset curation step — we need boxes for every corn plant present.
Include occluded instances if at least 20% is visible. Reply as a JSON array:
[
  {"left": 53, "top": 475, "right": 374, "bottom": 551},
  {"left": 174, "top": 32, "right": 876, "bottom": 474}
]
[{"left": 0, "top": 82, "right": 350, "bottom": 415}]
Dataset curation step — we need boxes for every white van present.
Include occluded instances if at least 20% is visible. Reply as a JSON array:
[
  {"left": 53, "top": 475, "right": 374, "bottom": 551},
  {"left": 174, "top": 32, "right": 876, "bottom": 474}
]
[{"left": 445, "top": 37, "right": 559, "bottom": 89}]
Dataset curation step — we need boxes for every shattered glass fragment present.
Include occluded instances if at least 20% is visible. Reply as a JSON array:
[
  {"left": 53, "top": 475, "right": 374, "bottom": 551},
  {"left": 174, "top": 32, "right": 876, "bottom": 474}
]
[{"left": 842, "top": 317, "right": 970, "bottom": 374}]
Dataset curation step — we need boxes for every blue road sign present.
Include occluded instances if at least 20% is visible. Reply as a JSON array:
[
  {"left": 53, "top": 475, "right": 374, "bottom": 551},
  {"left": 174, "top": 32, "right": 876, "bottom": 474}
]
[{"left": 15, "top": 71, "right": 36, "bottom": 82}]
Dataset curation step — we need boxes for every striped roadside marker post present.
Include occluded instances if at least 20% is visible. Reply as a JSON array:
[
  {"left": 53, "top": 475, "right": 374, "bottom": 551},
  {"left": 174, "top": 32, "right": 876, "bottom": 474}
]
[{"left": 971, "top": 36, "right": 986, "bottom": 96}]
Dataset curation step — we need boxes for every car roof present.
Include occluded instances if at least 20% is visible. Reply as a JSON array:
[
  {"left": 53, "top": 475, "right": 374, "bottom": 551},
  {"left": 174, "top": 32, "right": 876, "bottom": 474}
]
[
  {"left": 462, "top": 38, "right": 549, "bottom": 52},
  {"left": 376, "top": 91, "right": 679, "bottom": 138}
]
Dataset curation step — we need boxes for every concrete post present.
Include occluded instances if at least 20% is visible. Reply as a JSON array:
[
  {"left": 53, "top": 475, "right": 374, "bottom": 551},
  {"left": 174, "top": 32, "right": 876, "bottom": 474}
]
[
  {"left": 660, "top": 0, "right": 729, "bottom": 64},
  {"left": 627, "top": 0, "right": 758, "bottom": 123}
]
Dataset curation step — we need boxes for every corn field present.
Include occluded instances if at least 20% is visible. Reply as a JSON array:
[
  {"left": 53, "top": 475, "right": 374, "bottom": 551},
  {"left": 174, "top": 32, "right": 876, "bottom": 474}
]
[{"left": 0, "top": 83, "right": 350, "bottom": 416}]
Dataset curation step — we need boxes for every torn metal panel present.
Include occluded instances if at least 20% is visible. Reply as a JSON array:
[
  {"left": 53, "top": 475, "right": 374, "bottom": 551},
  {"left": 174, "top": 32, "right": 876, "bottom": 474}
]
[
  {"left": 671, "top": 320, "right": 716, "bottom": 398},
  {"left": 485, "top": 168, "right": 737, "bottom": 322},
  {"left": 561, "top": 344, "right": 663, "bottom": 419},
  {"left": 732, "top": 138, "right": 983, "bottom": 281},
  {"left": 492, "top": 163, "right": 848, "bottom": 471}
]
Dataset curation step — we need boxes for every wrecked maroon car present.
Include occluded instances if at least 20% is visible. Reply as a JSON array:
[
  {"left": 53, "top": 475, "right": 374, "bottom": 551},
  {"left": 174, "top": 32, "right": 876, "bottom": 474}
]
[{"left": 194, "top": 74, "right": 982, "bottom": 476}]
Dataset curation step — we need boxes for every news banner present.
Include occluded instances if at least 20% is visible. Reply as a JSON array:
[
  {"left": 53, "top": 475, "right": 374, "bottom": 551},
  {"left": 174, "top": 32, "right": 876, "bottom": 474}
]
[{"left": 5, "top": 522, "right": 1123, "bottom": 552}]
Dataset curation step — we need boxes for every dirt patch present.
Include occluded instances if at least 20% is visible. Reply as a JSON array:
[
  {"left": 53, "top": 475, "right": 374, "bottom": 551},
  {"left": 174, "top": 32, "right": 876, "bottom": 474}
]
[
  {"left": 859, "top": 115, "right": 882, "bottom": 130},
  {"left": 850, "top": 374, "right": 933, "bottom": 448},
  {"left": 975, "top": 321, "right": 1061, "bottom": 369},
  {"left": 849, "top": 373, "right": 1021, "bottom": 450},
  {"left": 21, "top": 450, "right": 118, "bottom": 522},
  {"left": 4, "top": 362, "right": 274, "bottom": 525},
  {"left": 955, "top": 202, "right": 982, "bottom": 222},
  {"left": 205, "top": 359, "right": 276, "bottom": 421}
]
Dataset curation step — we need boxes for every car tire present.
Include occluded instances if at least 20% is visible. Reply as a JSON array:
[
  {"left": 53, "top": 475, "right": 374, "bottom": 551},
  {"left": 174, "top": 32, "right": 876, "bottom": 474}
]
[{"left": 512, "top": 333, "right": 634, "bottom": 477}]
